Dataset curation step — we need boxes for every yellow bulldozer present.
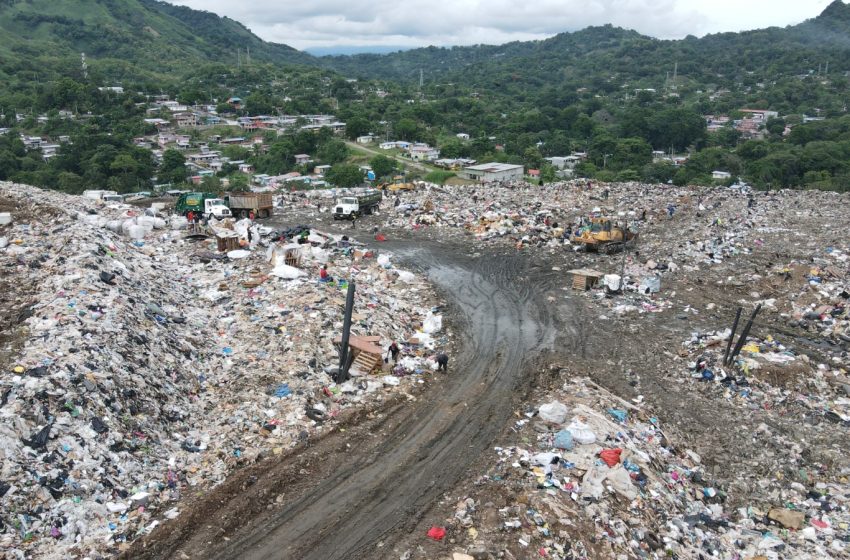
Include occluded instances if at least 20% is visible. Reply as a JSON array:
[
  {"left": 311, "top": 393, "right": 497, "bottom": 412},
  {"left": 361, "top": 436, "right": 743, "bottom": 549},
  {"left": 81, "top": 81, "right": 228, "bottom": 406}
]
[
  {"left": 571, "top": 217, "right": 637, "bottom": 254},
  {"left": 378, "top": 182, "right": 415, "bottom": 192}
]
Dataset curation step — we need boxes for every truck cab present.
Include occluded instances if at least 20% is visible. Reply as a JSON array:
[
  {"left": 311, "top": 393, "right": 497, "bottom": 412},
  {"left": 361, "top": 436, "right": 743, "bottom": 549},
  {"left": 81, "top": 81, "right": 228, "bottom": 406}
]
[
  {"left": 334, "top": 197, "right": 360, "bottom": 219},
  {"left": 204, "top": 198, "right": 231, "bottom": 219}
]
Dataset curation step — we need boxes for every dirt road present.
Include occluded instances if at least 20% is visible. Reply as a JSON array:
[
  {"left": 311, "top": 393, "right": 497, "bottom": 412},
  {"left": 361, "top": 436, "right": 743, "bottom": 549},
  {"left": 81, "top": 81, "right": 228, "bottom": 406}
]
[
  {"left": 346, "top": 141, "right": 431, "bottom": 173},
  {"left": 129, "top": 243, "right": 562, "bottom": 559}
]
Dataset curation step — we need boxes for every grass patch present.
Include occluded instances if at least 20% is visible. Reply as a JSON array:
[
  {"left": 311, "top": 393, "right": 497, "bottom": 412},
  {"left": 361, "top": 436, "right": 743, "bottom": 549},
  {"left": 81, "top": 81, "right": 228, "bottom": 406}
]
[{"left": 424, "top": 170, "right": 456, "bottom": 185}]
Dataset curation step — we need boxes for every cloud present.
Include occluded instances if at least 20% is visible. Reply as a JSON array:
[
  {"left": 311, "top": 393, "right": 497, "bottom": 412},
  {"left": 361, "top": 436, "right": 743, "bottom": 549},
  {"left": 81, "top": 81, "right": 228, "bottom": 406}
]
[{"left": 166, "top": 0, "right": 834, "bottom": 50}]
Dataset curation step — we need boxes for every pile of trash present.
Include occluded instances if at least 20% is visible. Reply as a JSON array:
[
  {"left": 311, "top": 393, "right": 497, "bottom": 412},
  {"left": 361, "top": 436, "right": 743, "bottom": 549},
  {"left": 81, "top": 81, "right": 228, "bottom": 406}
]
[
  {"left": 437, "top": 378, "right": 850, "bottom": 560},
  {"left": 680, "top": 328, "right": 850, "bottom": 423},
  {"left": 0, "top": 182, "right": 447, "bottom": 558}
]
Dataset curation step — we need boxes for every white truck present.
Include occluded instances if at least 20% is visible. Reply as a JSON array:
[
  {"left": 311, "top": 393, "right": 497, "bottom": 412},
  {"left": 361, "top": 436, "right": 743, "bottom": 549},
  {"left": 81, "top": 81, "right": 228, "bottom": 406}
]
[
  {"left": 333, "top": 189, "right": 383, "bottom": 220},
  {"left": 175, "top": 192, "right": 232, "bottom": 220},
  {"left": 82, "top": 190, "right": 119, "bottom": 201}
]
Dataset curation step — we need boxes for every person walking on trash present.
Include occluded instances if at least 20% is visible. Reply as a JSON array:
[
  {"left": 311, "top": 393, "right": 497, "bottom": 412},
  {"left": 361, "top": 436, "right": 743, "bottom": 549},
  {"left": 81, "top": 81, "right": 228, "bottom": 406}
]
[
  {"left": 387, "top": 341, "right": 400, "bottom": 363},
  {"left": 435, "top": 353, "right": 448, "bottom": 373}
]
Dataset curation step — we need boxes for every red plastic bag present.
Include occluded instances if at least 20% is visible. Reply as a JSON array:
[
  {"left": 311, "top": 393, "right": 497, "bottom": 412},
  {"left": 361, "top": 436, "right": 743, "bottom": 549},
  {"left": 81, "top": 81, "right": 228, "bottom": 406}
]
[
  {"left": 427, "top": 526, "right": 446, "bottom": 540},
  {"left": 599, "top": 448, "right": 622, "bottom": 467}
]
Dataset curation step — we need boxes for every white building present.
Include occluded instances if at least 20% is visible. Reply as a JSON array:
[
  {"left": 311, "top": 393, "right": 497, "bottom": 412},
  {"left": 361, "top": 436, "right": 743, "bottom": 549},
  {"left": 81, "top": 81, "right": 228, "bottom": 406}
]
[
  {"left": 379, "top": 141, "right": 410, "bottom": 150},
  {"left": 456, "top": 133, "right": 470, "bottom": 141},
  {"left": 356, "top": 135, "right": 376, "bottom": 144},
  {"left": 712, "top": 170, "right": 732, "bottom": 180},
  {"left": 409, "top": 145, "right": 440, "bottom": 161},
  {"left": 545, "top": 156, "right": 581, "bottom": 170},
  {"left": 461, "top": 163, "right": 525, "bottom": 182}
]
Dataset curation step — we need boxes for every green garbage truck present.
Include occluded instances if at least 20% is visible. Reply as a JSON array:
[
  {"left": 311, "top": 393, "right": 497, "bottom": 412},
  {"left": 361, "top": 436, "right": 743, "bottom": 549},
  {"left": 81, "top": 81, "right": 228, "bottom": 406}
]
[{"left": 175, "top": 192, "right": 232, "bottom": 219}]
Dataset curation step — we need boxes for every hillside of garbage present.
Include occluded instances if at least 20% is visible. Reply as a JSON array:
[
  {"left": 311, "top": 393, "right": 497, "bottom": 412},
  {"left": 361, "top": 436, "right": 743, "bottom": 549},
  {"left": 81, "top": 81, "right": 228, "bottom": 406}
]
[{"left": 0, "top": 182, "right": 448, "bottom": 559}]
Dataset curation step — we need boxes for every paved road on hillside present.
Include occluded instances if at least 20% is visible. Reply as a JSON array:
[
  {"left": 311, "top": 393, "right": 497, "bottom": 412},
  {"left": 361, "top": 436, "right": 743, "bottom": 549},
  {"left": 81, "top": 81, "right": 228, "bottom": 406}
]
[{"left": 346, "top": 140, "right": 431, "bottom": 173}]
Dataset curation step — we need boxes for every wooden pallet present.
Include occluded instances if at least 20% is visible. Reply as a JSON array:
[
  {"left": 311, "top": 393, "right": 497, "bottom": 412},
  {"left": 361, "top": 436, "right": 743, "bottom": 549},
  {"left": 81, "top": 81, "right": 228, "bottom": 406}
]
[{"left": 350, "top": 351, "right": 383, "bottom": 376}]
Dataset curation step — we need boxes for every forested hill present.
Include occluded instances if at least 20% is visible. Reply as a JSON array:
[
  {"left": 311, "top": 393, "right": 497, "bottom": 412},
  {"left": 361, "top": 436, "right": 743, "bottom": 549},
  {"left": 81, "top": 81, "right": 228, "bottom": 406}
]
[
  {"left": 0, "top": 0, "right": 314, "bottom": 79},
  {"left": 323, "top": 1, "right": 850, "bottom": 89}
]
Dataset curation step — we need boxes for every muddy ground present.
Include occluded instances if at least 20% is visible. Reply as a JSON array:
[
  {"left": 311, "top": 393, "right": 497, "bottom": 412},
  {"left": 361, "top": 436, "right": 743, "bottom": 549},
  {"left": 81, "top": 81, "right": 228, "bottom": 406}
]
[{"left": 10, "top": 195, "right": 844, "bottom": 559}]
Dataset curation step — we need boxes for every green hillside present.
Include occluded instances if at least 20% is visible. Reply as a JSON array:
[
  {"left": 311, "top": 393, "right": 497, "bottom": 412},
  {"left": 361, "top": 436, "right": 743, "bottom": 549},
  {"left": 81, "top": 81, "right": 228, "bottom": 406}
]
[
  {"left": 0, "top": 0, "right": 313, "bottom": 78},
  {"left": 324, "top": 0, "right": 850, "bottom": 96}
]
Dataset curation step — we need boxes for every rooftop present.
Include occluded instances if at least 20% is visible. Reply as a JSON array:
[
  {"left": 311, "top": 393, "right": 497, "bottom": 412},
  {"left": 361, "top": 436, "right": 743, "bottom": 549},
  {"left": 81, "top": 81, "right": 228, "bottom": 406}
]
[{"left": 464, "top": 163, "right": 524, "bottom": 172}]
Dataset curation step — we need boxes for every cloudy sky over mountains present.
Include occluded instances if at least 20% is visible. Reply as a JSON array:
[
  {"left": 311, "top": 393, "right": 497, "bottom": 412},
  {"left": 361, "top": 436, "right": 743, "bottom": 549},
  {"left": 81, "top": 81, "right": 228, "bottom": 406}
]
[{"left": 168, "top": 0, "right": 834, "bottom": 51}]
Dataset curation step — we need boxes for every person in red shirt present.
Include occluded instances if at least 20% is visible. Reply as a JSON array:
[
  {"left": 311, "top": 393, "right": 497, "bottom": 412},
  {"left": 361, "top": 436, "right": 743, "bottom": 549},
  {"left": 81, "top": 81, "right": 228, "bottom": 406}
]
[
  {"left": 187, "top": 210, "right": 194, "bottom": 224},
  {"left": 319, "top": 264, "right": 332, "bottom": 283}
]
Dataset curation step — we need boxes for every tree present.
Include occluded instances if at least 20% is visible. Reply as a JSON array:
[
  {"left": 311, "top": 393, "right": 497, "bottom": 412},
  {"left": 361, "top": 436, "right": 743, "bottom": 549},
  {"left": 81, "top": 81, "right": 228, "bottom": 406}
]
[
  {"left": 221, "top": 145, "right": 251, "bottom": 160},
  {"left": 394, "top": 118, "right": 419, "bottom": 140},
  {"left": 649, "top": 108, "right": 706, "bottom": 152},
  {"left": 439, "top": 139, "right": 466, "bottom": 159},
  {"left": 201, "top": 175, "right": 222, "bottom": 190},
  {"left": 369, "top": 155, "right": 396, "bottom": 179},
  {"left": 540, "top": 163, "right": 558, "bottom": 184},
  {"left": 57, "top": 171, "right": 84, "bottom": 194},
  {"left": 612, "top": 138, "right": 652, "bottom": 170},
  {"left": 317, "top": 139, "right": 349, "bottom": 164},
  {"left": 522, "top": 147, "right": 544, "bottom": 169},
  {"left": 641, "top": 162, "right": 676, "bottom": 184},
  {"left": 159, "top": 149, "right": 188, "bottom": 185},
  {"left": 345, "top": 116, "right": 371, "bottom": 140},
  {"left": 326, "top": 164, "right": 364, "bottom": 188},
  {"left": 227, "top": 173, "right": 250, "bottom": 191},
  {"left": 245, "top": 92, "right": 275, "bottom": 116}
]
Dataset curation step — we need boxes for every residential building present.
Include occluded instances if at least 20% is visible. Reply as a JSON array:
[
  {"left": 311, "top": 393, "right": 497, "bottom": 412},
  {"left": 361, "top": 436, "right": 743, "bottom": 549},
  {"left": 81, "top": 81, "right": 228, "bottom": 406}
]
[
  {"left": 379, "top": 141, "right": 410, "bottom": 150},
  {"left": 456, "top": 133, "right": 470, "bottom": 141},
  {"left": 356, "top": 135, "right": 376, "bottom": 144},
  {"left": 545, "top": 156, "right": 581, "bottom": 170},
  {"left": 294, "top": 154, "right": 313, "bottom": 165},
  {"left": 409, "top": 145, "right": 440, "bottom": 161},
  {"left": 435, "top": 158, "right": 477, "bottom": 169},
  {"left": 461, "top": 163, "right": 524, "bottom": 182},
  {"left": 740, "top": 109, "right": 779, "bottom": 121},
  {"left": 712, "top": 170, "right": 732, "bottom": 180}
]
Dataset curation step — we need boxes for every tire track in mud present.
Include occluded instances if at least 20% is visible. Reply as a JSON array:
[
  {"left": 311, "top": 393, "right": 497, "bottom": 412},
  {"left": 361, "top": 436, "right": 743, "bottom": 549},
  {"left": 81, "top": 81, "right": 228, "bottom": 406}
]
[{"left": 135, "top": 245, "right": 560, "bottom": 560}]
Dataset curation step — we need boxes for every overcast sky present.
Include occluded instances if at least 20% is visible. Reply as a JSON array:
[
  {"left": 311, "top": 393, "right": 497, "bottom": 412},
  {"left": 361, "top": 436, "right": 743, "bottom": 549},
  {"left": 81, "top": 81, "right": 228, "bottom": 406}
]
[{"left": 166, "top": 0, "right": 836, "bottom": 51}]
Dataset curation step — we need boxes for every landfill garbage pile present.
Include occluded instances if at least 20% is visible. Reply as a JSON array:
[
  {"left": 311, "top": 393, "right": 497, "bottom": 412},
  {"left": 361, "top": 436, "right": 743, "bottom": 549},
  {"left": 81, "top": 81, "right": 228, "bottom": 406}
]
[
  {"left": 0, "top": 182, "right": 447, "bottom": 559},
  {"left": 425, "top": 379, "right": 849, "bottom": 560}
]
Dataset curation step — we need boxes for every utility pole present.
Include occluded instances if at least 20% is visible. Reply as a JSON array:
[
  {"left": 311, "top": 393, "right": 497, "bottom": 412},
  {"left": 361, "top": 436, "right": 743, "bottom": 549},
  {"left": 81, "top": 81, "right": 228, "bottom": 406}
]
[{"left": 246, "top": 46, "right": 251, "bottom": 66}]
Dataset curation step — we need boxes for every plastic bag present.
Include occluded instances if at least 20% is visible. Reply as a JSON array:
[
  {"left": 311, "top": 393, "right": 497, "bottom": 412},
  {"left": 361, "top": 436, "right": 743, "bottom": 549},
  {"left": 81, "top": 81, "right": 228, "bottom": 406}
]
[
  {"left": 567, "top": 419, "right": 597, "bottom": 445},
  {"left": 422, "top": 313, "right": 442, "bottom": 334},
  {"left": 23, "top": 423, "right": 51, "bottom": 449},
  {"left": 538, "top": 401, "right": 568, "bottom": 424},
  {"left": 553, "top": 429, "right": 574, "bottom": 450},
  {"left": 270, "top": 264, "right": 306, "bottom": 279}
]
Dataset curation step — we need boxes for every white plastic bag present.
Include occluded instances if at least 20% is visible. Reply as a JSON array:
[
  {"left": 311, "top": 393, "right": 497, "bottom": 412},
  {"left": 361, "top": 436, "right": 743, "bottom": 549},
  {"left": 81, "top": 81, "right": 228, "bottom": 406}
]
[
  {"left": 270, "top": 264, "right": 306, "bottom": 279},
  {"left": 422, "top": 312, "right": 442, "bottom": 334},
  {"left": 567, "top": 419, "right": 597, "bottom": 445},
  {"left": 538, "top": 401, "right": 568, "bottom": 424}
]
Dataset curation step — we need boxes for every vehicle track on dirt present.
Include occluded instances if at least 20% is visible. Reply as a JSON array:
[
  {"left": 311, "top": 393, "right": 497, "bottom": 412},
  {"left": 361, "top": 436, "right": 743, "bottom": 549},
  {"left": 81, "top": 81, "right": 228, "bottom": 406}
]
[{"left": 129, "top": 243, "right": 561, "bottom": 559}]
